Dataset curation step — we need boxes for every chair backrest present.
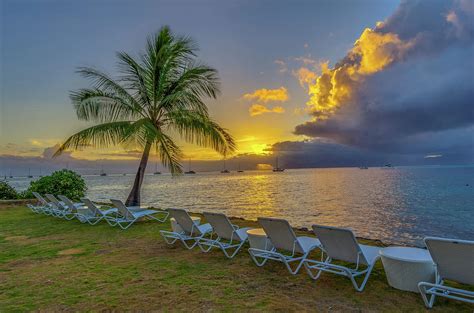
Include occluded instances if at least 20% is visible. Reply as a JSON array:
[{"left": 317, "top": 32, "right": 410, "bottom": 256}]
[
  {"left": 45, "top": 194, "right": 63, "bottom": 209},
  {"left": 425, "top": 237, "right": 474, "bottom": 285},
  {"left": 258, "top": 217, "right": 304, "bottom": 253},
  {"left": 110, "top": 199, "right": 133, "bottom": 220},
  {"left": 312, "top": 225, "right": 367, "bottom": 265},
  {"left": 203, "top": 212, "right": 241, "bottom": 241},
  {"left": 81, "top": 198, "right": 100, "bottom": 216},
  {"left": 168, "top": 208, "right": 200, "bottom": 236},
  {"left": 57, "top": 195, "right": 78, "bottom": 213},
  {"left": 32, "top": 192, "right": 48, "bottom": 206}
]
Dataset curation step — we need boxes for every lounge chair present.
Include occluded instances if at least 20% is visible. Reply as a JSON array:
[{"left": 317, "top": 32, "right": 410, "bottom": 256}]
[
  {"left": 45, "top": 194, "right": 77, "bottom": 219},
  {"left": 78, "top": 198, "right": 118, "bottom": 225},
  {"left": 198, "top": 212, "right": 253, "bottom": 258},
  {"left": 418, "top": 237, "right": 474, "bottom": 308},
  {"left": 160, "top": 208, "right": 212, "bottom": 249},
  {"left": 28, "top": 192, "right": 54, "bottom": 215},
  {"left": 304, "top": 225, "right": 382, "bottom": 291},
  {"left": 57, "top": 195, "right": 91, "bottom": 222},
  {"left": 248, "top": 217, "right": 321, "bottom": 275},
  {"left": 27, "top": 192, "right": 48, "bottom": 214},
  {"left": 109, "top": 199, "right": 168, "bottom": 229}
]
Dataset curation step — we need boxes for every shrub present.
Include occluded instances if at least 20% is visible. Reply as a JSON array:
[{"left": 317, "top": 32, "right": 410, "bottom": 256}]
[
  {"left": 26, "top": 169, "right": 87, "bottom": 201},
  {"left": 0, "top": 181, "right": 19, "bottom": 200}
]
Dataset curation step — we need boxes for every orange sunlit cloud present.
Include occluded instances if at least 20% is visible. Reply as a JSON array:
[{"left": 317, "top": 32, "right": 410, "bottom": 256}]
[
  {"left": 303, "top": 26, "right": 416, "bottom": 120},
  {"left": 243, "top": 87, "right": 289, "bottom": 103},
  {"left": 249, "top": 104, "right": 285, "bottom": 117}
]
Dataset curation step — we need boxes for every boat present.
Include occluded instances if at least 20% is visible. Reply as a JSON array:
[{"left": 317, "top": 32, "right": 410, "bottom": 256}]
[
  {"left": 184, "top": 159, "right": 196, "bottom": 174},
  {"left": 99, "top": 165, "right": 107, "bottom": 176},
  {"left": 220, "top": 158, "right": 230, "bottom": 173},
  {"left": 27, "top": 168, "right": 33, "bottom": 178},
  {"left": 359, "top": 166, "right": 369, "bottom": 169},
  {"left": 153, "top": 162, "right": 161, "bottom": 175},
  {"left": 272, "top": 157, "right": 285, "bottom": 172},
  {"left": 237, "top": 162, "right": 244, "bottom": 173}
]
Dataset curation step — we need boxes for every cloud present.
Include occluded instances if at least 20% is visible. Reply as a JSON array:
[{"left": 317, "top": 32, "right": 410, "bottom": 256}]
[
  {"left": 243, "top": 87, "right": 289, "bottom": 103},
  {"left": 293, "top": 67, "right": 317, "bottom": 88},
  {"left": 274, "top": 59, "right": 288, "bottom": 73},
  {"left": 243, "top": 87, "right": 289, "bottom": 116},
  {"left": 294, "top": 56, "right": 317, "bottom": 66},
  {"left": 294, "top": 0, "right": 474, "bottom": 160},
  {"left": 249, "top": 104, "right": 285, "bottom": 117}
]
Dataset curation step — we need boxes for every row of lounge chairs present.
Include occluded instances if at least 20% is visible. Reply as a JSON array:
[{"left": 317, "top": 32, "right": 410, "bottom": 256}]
[
  {"left": 27, "top": 194, "right": 473, "bottom": 308},
  {"left": 160, "top": 209, "right": 473, "bottom": 308},
  {"left": 28, "top": 192, "right": 168, "bottom": 229}
]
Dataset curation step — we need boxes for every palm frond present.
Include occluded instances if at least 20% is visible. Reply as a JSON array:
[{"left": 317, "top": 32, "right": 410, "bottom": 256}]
[
  {"left": 116, "top": 52, "right": 151, "bottom": 109},
  {"left": 155, "top": 132, "right": 183, "bottom": 175},
  {"left": 76, "top": 67, "right": 141, "bottom": 111},
  {"left": 53, "top": 121, "right": 133, "bottom": 157},
  {"left": 166, "top": 110, "right": 236, "bottom": 156},
  {"left": 159, "top": 64, "right": 220, "bottom": 114},
  {"left": 71, "top": 88, "right": 140, "bottom": 122}
]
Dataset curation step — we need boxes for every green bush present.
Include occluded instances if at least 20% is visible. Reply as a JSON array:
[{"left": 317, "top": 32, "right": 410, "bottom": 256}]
[
  {"left": 26, "top": 169, "right": 87, "bottom": 201},
  {"left": 0, "top": 181, "right": 19, "bottom": 200}
]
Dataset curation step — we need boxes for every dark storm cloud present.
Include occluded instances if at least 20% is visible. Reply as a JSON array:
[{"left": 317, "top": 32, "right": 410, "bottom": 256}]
[{"left": 294, "top": 0, "right": 474, "bottom": 162}]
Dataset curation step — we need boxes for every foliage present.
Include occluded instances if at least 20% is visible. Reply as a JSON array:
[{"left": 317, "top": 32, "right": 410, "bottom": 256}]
[
  {"left": 55, "top": 26, "right": 236, "bottom": 174},
  {"left": 0, "top": 181, "right": 19, "bottom": 200},
  {"left": 25, "top": 169, "right": 86, "bottom": 201}
]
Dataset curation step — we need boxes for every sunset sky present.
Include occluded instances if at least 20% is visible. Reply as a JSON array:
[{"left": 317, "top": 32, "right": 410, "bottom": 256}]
[{"left": 1, "top": 0, "right": 473, "bottom": 174}]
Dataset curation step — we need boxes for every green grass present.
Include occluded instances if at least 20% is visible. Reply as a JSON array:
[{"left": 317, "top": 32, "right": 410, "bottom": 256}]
[{"left": 0, "top": 205, "right": 472, "bottom": 312}]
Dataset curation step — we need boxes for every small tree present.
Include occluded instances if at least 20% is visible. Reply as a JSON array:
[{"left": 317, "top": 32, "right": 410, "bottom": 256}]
[
  {"left": 26, "top": 169, "right": 86, "bottom": 201},
  {"left": 0, "top": 181, "right": 19, "bottom": 200}
]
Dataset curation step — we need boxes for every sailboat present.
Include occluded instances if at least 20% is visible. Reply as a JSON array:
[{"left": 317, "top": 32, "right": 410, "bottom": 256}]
[
  {"left": 272, "top": 156, "right": 285, "bottom": 172},
  {"left": 27, "top": 168, "right": 33, "bottom": 178},
  {"left": 153, "top": 162, "right": 161, "bottom": 175},
  {"left": 220, "top": 158, "right": 230, "bottom": 173},
  {"left": 184, "top": 159, "right": 196, "bottom": 174},
  {"left": 99, "top": 165, "right": 107, "bottom": 176},
  {"left": 237, "top": 162, "right": 244, "bottom": 173}
]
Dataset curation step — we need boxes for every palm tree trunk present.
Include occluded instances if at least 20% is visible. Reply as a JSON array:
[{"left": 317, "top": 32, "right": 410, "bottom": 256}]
[{"left": 125, "top": 142, "right": 151, "bottom": 206}]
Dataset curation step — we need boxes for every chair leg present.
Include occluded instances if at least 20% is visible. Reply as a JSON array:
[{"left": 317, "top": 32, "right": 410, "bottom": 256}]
[
  {"left": 222, "top": 241, "right": 245, "bottom": 259},
  {"left": 282, "top": 255, "right": 307, "bottom": 275},
  {"left": 248, "top": 249, "right": 269, "bottom": 267},
  {"left": 304, "top": 261, "right": 323, "bottom": 280},
  {"left": 418, "top": 283, "right": 436, "bottom": 308}
]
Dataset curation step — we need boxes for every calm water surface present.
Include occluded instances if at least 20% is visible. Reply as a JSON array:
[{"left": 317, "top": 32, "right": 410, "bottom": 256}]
[{"left": 9, "top": 166, "right": 474, "bottom": 246}]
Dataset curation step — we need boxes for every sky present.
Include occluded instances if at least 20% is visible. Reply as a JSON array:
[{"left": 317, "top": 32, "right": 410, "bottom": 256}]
[{"left": 1, "top": 0, "right": 473, "bottom": 175}]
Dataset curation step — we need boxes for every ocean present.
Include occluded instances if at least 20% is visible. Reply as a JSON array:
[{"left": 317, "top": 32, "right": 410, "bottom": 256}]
[{"left": 8, "top": 166, "right": 474, "bottom": 246}]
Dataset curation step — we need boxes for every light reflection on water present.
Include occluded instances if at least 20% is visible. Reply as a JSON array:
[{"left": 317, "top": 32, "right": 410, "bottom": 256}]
[{"left": 9, "top": 166, "right": 474, "bottom": 246}]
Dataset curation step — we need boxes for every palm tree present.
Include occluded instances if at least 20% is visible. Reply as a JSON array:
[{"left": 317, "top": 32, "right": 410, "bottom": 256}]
[{"left": 54, "top": 26, "right": 235, "bottom": 206}]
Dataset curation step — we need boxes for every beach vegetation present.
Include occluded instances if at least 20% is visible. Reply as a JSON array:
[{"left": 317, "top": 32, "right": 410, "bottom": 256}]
[{"left": 24, "top": 169, "right": 86, "bottom": 201}]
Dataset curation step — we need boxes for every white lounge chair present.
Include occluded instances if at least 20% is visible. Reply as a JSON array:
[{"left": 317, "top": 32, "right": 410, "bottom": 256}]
[
  {"left": 58, "top": 195, "right": 89, "bottom": 221},
  {"left": 248, "top": 217, "right": 321, "bottom": 275},
  {"left": 160, "top": 208, "right": 212, "bottom": 249},
  {"left": 109, "top": 199, "right": 168, "bottom": 229},
  {"left": 304, "top": 225, "right": 382, "bottom": 292},
  {"left": 28, "top": 192, "right": 54, "bottom": 215},
  {"left": 78, "top": 198, "right": 118, "bottom": 225},
  {"left": 418, "top": 237, "right": 474, "bottom": 308},
  {"left": 45, "top": 194, "right": 77, "bottom": 220},
  {"left": 198, "top": 212, "right": 253, "bottom": 258}
]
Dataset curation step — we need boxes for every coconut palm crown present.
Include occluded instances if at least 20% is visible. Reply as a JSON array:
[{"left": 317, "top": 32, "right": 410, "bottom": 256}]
[{"left": 54, "top": 26, "right": 236, "bottom": 206}]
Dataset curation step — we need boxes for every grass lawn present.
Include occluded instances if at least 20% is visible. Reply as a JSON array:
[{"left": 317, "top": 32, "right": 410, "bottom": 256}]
[{"left": 0, "top": 204, "right": 472, "bottom": 312}]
